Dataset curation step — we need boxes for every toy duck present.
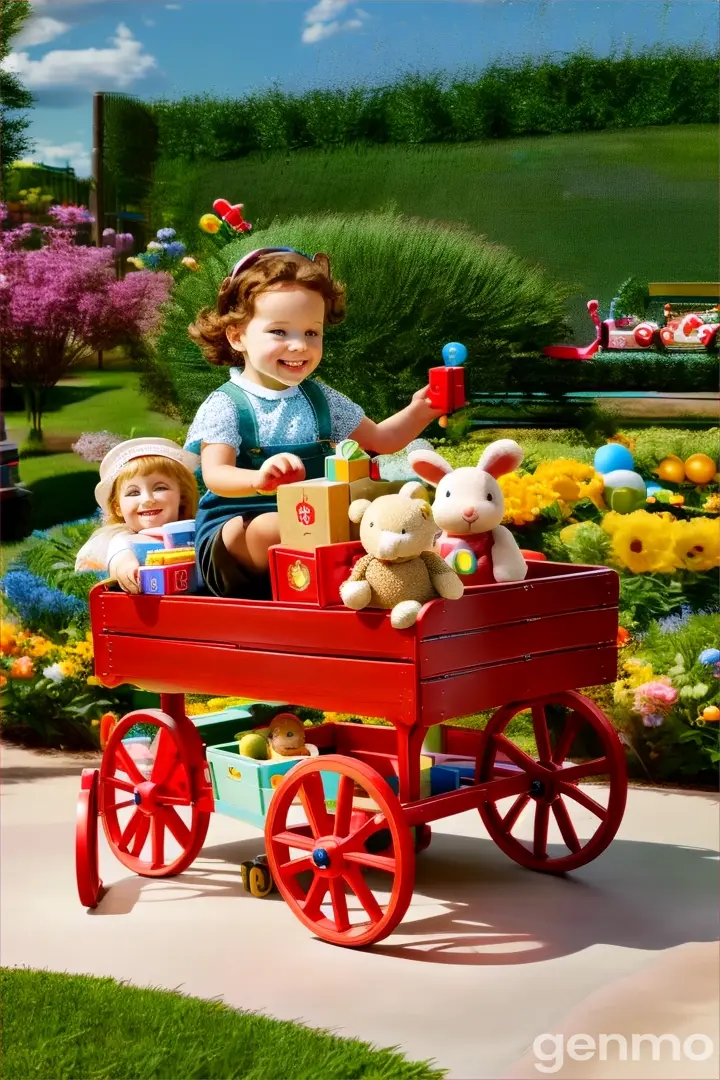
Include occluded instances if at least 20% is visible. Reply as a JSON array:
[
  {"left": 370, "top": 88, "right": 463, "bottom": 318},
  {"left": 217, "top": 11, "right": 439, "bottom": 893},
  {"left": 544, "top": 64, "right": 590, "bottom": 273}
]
[{"left": 268, "top": 714, "right": 311, "bottom": 759}]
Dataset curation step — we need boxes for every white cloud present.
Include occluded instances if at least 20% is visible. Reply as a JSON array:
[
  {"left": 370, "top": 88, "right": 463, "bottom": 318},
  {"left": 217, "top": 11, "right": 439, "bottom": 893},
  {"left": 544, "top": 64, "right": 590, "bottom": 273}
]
[
  {"left": 3, "top": 24, "right": 156, "bottom": 92},
  {"left": 31, "top": 139, "right": 91, "bottom": 179},
  {"left": 143, "top": 17, "right": 157, "bottom": 27},
  {"left": 15, "top": 16, "right": 70, "bottom": 47},
  {"left": 302, "top": 0, "right": 366, "bottom": 44},
  {"left": 165, "top": 3, "right": 181, "bottom": 8}
]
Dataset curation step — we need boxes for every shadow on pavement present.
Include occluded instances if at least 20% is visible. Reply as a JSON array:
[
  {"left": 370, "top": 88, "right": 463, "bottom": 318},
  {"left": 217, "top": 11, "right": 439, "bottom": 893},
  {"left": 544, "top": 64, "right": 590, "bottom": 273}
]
[{"left": 88, "top": 832, "right": 719, "bottom": 966}]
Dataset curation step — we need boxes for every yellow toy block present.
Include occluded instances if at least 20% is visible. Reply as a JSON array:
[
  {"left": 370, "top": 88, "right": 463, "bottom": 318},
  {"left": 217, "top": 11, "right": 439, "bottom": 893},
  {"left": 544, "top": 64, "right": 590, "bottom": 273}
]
[{"left": 145, "top": 547, "right": 195, "bottom": 566}]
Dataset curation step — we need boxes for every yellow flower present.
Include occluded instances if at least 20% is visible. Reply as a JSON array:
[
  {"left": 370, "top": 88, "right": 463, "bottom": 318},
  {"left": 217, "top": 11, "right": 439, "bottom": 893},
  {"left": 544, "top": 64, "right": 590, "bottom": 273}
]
[
  {"left": 609, "top": 510, "right": 678, "bottom": 574},
  {"left": 702, "top": 493, "right": 720, "bottom": 514},
  {"left": 182, "top": 256, "right": 199, "bottom": 271},
  {"left": 0, "top": 674, "right": 7, "bottom": 687},
  {"left": 199, "top": 213, "right": 221, "bottom": 234},
  {"left": 498, "top": 473, "right": 558, "bottom": 525},
  {"left": 25, "top": 635, "right": 55, "bottom": 658},
  {"left": 86, "top": 675, "right": 102, "bottom": 687},
  {"left": 673, "top": 517, "right": 720, "bottom": 573},
  {"left": 1, "top": 625, "right": 19, "bottom": 656},
  {"left": 58, "top": 660, "right": 80, "bottom": 678},
  {"left": 533, "top": 459, "right": 604, "bottom": 515}
]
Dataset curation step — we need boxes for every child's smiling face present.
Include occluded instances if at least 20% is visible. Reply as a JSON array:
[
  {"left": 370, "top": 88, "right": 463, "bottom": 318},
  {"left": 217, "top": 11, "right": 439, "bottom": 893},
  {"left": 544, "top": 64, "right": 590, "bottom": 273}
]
[
  {"left": 227, "top": 283, "right": 324, "bottom": 390},
  {"left": 116, "top": 470, "right": 182, "bottom": 532}
]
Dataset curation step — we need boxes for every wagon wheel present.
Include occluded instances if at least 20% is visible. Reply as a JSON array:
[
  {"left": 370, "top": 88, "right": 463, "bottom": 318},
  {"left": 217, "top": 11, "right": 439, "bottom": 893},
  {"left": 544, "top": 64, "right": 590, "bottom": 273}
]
[
  {"left": 265, "top": 756, "right": 415, "bottom": 947},
  {"left": 76, "top": 768, "right": 104, "bottom": 908},
  {"left": 100, "top": 710, "right": 212, "bottom": 878},
  {"left": 478, "top": 691, "right": 627, "bottom": 874}
]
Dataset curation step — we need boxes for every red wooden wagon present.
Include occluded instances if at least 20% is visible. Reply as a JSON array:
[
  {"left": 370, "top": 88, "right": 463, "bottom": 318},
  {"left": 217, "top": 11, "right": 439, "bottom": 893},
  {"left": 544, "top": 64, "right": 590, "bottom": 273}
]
[{"left": 76, "top": 560, "right": 627, "bottom": 948}]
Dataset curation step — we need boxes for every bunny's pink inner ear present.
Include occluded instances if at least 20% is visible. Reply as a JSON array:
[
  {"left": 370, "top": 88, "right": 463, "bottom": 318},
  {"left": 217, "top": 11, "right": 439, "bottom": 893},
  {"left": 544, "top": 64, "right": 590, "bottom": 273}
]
[
  {"left": 477, "top": 440, "right": 523, "bottom": 478},
  {"left": 408, "top": 449, "right": 453, "bottom": 487}
]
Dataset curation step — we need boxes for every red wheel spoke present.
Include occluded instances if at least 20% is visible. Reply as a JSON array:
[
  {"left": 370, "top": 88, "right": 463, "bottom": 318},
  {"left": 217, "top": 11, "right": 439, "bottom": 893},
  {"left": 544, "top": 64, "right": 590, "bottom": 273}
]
[
  {"left": 151, "top": 814, "right": 166, "bottom": 869},
  {"left": 279, "top": 854, "right": 314, "bottom": 875},
  {"left": 298, "top": 773, "right": 332, "bottom": 838},
  {"left": 113, "top": 743, "right": 144, "bottom": 786},
  {"left": 106, "top": 799, "right": 135, "bottom": 812},
  {"left": 120, "top": 809, "right": 142, "bottom": 850},
  {"left": 552, "top": 799, "right": 582, "bottom": 853},
  {"left": 552, "top": 711, "right": 582, "bottom": 764},
  {"left": 328, "top": 878, "right": 350, "bottom": 933},
  {"left": 301, "top": 873, "right": 328, "bottom": 920},
  {"left": 333, "top": 775, "right": 354, "bottom": 838},
  {"left": 104, "top": 776, "right": 135, "bottom": 794},
  {"left": 150, "top": 727, "right": 179, "bottom": 788},
  {"left": 557, "top": 781, "right": 607, "bottom": 820},
  {"left": 533, "top": 802, "right": 549, "bottom": 860},
  {"left": 162, "top": 806, "right": 191, "bottom": 849},
  {"left": 340, "top": 813, "right": 385, "bottom": 854},
  {"left": 492, "top": 734, "right": 546, "bottom": 777},
  {"left": 344, "top": 850, "right": 396, "bottom": 874},
  {"left": 129, "top": 815, "right": 150, "bottom": 858},
  {"left": 155, "top": 793, "right": 192, "bottom": 808},
  {"left": 343, "top": 866, "right": 383, "bottom": 924},
  {"left": 531, "top": 705, "right": 552, "bottom": 763},
  {"left": 501, "top": 794, "right": 529, "bottom": 833},
  {"left": 273, "top": 830, "right": 315, "bottom": 852},
  {"left": 558, "top": 757, "right": 609, "bottom": 783}
]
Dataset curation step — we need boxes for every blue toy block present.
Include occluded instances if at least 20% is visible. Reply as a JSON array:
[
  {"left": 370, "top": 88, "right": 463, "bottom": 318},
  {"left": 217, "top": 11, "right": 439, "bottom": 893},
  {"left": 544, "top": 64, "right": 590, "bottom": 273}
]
[
  {"left": 139, "top": 562, "right": 197, "bottom": 595},
  {"left": 429, "top": 766, "right": 462, "bottom": 795}
]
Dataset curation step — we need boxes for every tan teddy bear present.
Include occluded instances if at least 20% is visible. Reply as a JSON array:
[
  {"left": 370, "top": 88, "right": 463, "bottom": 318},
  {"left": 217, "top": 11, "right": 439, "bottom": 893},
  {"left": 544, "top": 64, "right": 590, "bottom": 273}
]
[{"left": 339, "top": 483, "right": 464, "bottom": 629}]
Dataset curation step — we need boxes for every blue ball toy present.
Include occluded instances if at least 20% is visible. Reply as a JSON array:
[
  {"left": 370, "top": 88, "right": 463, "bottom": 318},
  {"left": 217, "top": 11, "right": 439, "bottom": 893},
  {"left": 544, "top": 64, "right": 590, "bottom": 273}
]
[
  {"left": 442, "top": 342, "right": 468, "bottom": 368},
  {"left": 594, "top": 444, "right": 634, "bottom": 475},
  {"left": 699, "top": 648, "right": 720, "bottom": 666}
]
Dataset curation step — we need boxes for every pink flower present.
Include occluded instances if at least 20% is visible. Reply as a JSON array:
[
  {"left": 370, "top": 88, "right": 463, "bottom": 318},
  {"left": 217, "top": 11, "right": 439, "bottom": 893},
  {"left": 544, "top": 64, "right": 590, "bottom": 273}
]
[{"left": 632, "top": 679, "right": 678, "bottom": 718}]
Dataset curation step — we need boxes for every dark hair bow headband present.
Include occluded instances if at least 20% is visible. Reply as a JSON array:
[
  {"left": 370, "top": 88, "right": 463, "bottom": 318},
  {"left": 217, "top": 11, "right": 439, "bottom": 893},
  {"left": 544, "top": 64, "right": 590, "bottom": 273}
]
[{"left": 230, "top": 247, "right": 314, "bottom": 280}]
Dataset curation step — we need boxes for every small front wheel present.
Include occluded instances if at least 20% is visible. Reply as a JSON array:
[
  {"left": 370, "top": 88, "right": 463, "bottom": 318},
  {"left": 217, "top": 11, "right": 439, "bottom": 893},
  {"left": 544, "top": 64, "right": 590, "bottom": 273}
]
[{"left": 265, "top": 756, "right": 415, "bottom": 947}]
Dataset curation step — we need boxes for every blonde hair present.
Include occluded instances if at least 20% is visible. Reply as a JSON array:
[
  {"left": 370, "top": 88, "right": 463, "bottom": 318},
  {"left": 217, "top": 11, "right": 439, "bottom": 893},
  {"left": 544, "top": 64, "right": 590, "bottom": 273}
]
[{"left": 106, "top": 455, "right": 198, "bottom": 525}]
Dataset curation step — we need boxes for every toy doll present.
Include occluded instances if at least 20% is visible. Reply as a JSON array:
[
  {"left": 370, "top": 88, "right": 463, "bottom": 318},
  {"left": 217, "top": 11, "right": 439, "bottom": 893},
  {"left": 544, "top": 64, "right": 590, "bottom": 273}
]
[
  {"left": 74, "top": 437, "right": 199, "bottom": 593},
  {"left": 185, "top": 247, "right": 446, "bottom": 598}
]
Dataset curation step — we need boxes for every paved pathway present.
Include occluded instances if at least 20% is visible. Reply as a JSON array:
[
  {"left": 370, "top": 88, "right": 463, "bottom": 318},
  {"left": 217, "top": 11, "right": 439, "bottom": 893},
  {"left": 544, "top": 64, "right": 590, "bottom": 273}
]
[{"left": 2, "top": 744, "right": 718, "bottom": 1079}]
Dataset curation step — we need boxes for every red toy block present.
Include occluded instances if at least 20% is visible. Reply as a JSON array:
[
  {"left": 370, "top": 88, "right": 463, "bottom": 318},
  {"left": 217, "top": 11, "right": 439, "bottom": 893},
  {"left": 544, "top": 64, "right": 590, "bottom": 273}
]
[
  {"left": 427, "top": 365, "right": 466, "bottom": 414},
  {"left": 268, "top": 541, "right": 364, "bottom": 606},
  {"left": 139, "top": 561, "right": 197, "bottom": 595}
]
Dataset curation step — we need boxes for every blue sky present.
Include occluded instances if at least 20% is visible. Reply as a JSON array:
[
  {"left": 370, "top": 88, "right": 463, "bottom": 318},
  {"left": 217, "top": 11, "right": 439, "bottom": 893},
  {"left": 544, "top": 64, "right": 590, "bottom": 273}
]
[{"left": 4, "top": 0, "right": 718, "bottom": 177}]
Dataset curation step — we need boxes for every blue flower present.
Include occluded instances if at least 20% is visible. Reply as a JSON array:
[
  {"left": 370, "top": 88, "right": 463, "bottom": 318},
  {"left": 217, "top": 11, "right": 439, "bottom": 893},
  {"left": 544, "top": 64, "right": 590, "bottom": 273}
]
[
  {"left": 144, "top": 252, "right": 161, "bottom": 268},
  {"left": 164, "top": 241, "right": 186, "bottom": 258},
  {"left": 0, "top": 569, "right": 86, "bottom": 632},
  {"left": 156, "top": 228, "right": 176, "bottom": 242}
]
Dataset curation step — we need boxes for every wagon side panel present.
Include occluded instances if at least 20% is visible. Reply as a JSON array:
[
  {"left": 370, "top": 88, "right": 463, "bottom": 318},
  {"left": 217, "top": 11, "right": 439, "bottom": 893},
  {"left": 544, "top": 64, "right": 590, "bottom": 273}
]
[{"left": 93, "top": 633, "right": 418, "bottom": 723}]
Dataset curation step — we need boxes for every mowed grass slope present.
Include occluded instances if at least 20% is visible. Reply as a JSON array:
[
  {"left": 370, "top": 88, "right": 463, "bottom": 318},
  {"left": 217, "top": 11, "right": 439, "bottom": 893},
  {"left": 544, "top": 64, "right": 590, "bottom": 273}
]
[
  {"left": 2, "top": 968, "right": 445, "bottom": 1080},
  {"left": 157, "top": 125, "right": 718, "bottom": 337}
]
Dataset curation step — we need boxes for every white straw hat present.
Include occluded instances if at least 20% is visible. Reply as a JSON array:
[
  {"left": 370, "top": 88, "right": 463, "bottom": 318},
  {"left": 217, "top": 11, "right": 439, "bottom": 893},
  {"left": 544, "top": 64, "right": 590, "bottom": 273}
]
[{"left": 95, "top": 437, "right": 201, "bottom": 516}]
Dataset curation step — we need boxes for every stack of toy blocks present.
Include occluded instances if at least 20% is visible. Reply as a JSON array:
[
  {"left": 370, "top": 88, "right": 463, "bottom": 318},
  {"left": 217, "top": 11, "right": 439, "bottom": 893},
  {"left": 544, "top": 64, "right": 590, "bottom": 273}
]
[{"left": 134, "top": 519, "right": 198, "bottom": 595}]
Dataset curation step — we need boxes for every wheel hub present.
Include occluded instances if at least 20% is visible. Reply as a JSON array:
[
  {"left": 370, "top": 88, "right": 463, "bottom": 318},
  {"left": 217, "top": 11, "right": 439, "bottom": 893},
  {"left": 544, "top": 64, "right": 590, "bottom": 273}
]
[
  {"left": 133, "top": 781, "right": 158, "bottom": 815},
  {"left": 310, "top": 837, "right": 344, "bottom": 878}
]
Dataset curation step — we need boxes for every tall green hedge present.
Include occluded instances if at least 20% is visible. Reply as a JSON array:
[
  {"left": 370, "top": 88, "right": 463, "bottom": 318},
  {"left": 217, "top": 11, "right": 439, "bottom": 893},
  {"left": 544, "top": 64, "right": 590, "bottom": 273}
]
[
  {"left": 150, "top": 49, "right": 719, "bottom": 162},
  {"left": 146, "top": 211, "right": 570, "bottom": 423}
]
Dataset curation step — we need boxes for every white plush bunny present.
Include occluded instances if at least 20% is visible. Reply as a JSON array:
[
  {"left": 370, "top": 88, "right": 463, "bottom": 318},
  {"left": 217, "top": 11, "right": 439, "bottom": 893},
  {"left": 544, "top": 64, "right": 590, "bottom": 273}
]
[{"left": 407, "top": 439, "right": 528, "bottom": 584}]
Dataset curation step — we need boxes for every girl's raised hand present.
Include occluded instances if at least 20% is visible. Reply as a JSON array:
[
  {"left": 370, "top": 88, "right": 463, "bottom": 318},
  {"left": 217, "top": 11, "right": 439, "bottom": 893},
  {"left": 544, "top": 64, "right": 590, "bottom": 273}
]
[
  {"left": 256, "top": 453, "right": 306, "bottom": 493},
  {"left": 411, "top": 384, "right": 446, "bottom": 422}
]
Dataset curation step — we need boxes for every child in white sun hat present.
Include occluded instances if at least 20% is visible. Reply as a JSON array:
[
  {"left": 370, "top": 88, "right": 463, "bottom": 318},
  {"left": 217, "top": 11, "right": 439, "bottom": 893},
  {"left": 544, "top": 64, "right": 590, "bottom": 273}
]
[{"left": 75, "top": 437, "right": 200, "bottom": 593}]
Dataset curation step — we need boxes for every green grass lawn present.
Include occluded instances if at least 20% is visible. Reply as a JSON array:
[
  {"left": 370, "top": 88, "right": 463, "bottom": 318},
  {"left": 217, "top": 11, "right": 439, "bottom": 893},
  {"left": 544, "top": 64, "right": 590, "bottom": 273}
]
[
  {"left": 1, "top": 968, "right": 444, "bottom": 1080},
  {"left": 157, "top": 125, "right": 718, "bottom": 338},
  {"left": 1, "top": 355, "right": 185, "bottom": 566},
  {"left": 4, "top": 362, "right": 183, "bottom": 448}
]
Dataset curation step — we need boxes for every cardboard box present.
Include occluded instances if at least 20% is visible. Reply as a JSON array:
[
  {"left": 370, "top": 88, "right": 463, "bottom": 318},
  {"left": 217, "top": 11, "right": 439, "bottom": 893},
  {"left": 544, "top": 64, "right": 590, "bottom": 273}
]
[
  {"left": 277, "top": 477, "right": 407, "bottom": 552},
  {"left": 269, "top": 541, "right": 364, "bottom": 606},
  {"left": 325, "top": 456, "right": 370, "bottom": 483}
]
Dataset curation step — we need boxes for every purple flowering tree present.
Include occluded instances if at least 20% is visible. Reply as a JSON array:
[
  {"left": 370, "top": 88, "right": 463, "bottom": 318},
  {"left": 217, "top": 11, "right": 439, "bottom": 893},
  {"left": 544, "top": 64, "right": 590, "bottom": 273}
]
[{"left": 0, "top": 204, "right": 172, "bottom": 442}]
